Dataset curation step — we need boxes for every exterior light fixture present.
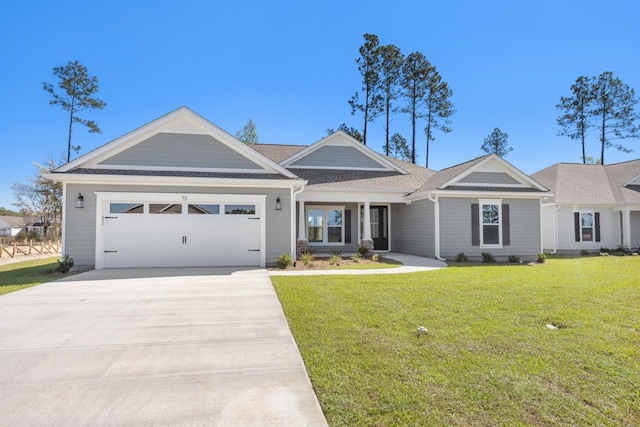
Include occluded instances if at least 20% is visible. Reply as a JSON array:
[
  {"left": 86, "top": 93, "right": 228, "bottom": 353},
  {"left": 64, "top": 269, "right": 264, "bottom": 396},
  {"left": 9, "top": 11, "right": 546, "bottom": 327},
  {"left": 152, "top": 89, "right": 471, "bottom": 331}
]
[
  {"left": 275, "top": 196, "right": 282, "bottom": 211},
  {"left": 75, "top": 193, "right": 84, "bottom": 208}
]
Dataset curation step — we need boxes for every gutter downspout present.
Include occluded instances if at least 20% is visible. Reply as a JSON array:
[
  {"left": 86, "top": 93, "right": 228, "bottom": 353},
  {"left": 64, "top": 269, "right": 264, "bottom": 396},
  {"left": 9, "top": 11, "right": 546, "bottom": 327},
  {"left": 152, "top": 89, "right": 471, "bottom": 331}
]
[
  {"left": 550, "top": 204, "right": 560, "bottom": 254},
  {"left": 427, "top": 195, "right": 446, "bottom": 261},
  {"left": 291, "top": 185, "right": 306, "bottom": 258}
]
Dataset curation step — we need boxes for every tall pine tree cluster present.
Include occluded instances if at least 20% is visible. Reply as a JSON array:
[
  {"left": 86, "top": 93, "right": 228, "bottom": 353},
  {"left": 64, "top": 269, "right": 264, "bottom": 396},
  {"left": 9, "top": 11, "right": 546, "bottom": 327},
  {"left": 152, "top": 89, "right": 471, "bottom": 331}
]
[{"left": 349, "top": 34, "right": 454, "bottom": 167}]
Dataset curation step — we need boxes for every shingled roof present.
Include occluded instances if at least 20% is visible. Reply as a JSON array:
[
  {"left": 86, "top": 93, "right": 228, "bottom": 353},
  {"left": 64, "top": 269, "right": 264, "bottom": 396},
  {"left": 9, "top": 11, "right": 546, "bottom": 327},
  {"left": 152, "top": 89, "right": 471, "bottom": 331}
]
[
  {"left": 532, "top": 159, "right": 640, "bottom": 204},
  {"left": 252, "top": 143, "right": 436, "bottom": 192}
]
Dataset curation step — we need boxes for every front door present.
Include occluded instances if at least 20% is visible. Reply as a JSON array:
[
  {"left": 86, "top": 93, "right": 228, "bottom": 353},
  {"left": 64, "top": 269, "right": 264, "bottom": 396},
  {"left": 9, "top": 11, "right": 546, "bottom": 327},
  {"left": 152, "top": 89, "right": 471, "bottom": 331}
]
[{"left": 370, "top": 205, "right": 388, "bottom": 250}]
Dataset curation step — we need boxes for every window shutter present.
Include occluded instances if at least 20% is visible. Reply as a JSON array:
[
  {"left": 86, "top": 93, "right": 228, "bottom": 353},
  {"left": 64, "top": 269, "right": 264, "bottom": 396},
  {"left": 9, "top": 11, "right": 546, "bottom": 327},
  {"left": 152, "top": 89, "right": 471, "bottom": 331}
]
[
  {"left": 595, "top": 212, "right": 600, "bottom": 242},
  {"left": 345, "top": 210, "right": 352, "bottom": 244},
  {"left": 471, "top": 204, "right": 480, "bottom": 246},
  {"left": 502, "top": 204, "right": 510, "bottom": 246},
  {"left": 574, "top": 212, "right": 580, "bottom": 242}
]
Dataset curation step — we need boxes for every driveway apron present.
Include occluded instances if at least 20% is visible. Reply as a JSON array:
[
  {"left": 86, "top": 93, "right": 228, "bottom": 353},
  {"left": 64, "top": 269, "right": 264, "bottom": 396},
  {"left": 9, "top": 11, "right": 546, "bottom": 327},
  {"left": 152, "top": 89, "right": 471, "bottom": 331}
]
[{"left": 0, "top": 267, "right": 327, "bottom": 426}]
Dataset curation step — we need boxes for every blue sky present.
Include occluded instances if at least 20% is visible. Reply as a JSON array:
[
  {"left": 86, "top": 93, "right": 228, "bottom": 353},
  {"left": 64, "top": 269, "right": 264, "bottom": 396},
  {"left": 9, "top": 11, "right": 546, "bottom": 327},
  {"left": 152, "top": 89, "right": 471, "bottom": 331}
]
[{"left": 3, "top": 0, "right": 640, "bottom": 209}]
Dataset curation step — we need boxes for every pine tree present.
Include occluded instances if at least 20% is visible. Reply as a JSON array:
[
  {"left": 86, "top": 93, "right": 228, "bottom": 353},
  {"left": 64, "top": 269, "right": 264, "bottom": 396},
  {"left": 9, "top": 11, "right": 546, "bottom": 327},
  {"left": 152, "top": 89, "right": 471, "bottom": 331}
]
[
  {"left": 43, "top": 60, "right": 106, "bottom": 163},
  {"left": 481, "top": 128, "right": 512, "bottom": 157}
]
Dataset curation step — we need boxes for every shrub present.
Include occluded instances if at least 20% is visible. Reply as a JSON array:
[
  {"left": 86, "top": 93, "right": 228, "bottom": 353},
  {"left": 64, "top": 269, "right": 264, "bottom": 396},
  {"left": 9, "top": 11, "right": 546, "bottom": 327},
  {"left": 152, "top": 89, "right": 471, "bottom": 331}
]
[
  {"left": 508, "top": 255, "right": 520, "bottom": 263},
  {"left": 300, "top": 250, "right": 315, "bottom": 267},
  {"left": 616, "top": 245, "right": 631, "bottom": 254},
  {"left": 599, "top": 247, "right": 610, "bottom": 253},
  {"left": 57, "top": 255, "right": 74, "bottom": 273},
  {"left": 329, "top": 253, "right": 341, "bottom": 266},
  {"left": 357, "top": 244, "right": 369, "bottom": 256},
  {"left": 455, "top": 252, "right": 468, "bottom": 262},
  {"left": 536, "top": 253, "right": 547, "bottom": 264},
  {"left": 580, "top": 249, "right": 590, "bottom": 256},
  {"left": 351, "top": 253, "right": 361, "bottom": 263},
  {"left": 481, "top": 252, "right": 496, "bottom": 263},
  {"left": 371, "top": 253, "right": 380, "bottom": 262},
  {"left": 330, "top": 249, "right": 342, "bottom": 257},
  {"left": 275, "top": 253, "right": 292, "bottom": 269}
]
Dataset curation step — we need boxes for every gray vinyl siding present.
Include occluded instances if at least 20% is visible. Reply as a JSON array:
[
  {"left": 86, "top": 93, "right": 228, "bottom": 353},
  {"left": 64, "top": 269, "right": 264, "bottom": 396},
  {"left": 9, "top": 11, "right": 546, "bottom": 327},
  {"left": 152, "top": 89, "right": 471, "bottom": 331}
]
[
  {"left": 457, "top": 172, "right": 520, "bottom": 185},
  {"left": 439, "top": 197, "right": 541, "bottom": 261},
  {"left": 555, "top": 207, "right": 620, "bottom": 252},
  {"left": 299, "top": 202, "right": 359, "bottom": 253},
  {"left": 290, "top": 146, "right": 386, "bottom": 169},
  {"left": 631, "top": 211, "right": 640, "bottom": 249},
  {"left": 65, "top": 183, "right": 291, "bottom": 268},
  {"left": 99, "top": 133, "right": 263, "bottom": 169},
  {"left": 391, "top": 200, "right": 435, "bottom": 257}
]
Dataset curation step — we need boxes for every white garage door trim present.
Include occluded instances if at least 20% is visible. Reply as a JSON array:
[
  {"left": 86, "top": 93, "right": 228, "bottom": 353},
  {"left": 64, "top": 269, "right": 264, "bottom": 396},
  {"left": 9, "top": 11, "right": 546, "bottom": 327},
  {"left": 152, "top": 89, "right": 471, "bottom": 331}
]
[{"left": 95, "top": 192, "right": 266, "bottom": 269}]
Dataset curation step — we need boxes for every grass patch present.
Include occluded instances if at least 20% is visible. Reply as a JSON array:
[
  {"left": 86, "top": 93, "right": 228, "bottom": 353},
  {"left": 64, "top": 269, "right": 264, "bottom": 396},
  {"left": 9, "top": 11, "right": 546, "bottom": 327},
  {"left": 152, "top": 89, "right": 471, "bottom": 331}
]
[
  {"left": 0, "top": 257, "right": 68, "bottom": 295},
  {"left": 272, "top": 256, "right": 640, "bottom": 426}
]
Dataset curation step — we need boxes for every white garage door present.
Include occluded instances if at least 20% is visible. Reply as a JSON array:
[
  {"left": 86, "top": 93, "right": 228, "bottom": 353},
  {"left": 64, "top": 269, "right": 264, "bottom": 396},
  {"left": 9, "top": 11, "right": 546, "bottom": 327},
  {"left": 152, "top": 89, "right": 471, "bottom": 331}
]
[{"left": 98, "top": 194, "right": 264, "bottom": 268}]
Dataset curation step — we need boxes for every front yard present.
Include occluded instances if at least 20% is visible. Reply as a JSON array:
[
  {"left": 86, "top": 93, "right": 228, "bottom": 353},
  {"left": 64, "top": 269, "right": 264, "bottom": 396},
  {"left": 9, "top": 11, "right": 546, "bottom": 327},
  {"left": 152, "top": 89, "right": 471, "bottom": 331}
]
[
  {"left": 272, "top": 256, "right": 640, "bottom": 426},
  {"left": 0, "top": 257, "right": 68, "bottom": 295}
]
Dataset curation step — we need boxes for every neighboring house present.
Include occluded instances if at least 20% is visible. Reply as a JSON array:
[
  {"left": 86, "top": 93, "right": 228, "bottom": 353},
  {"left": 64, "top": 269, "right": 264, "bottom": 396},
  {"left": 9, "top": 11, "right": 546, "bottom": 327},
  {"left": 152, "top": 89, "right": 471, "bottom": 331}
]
[
  {"left": 0, "top": 216, "right": 41, "bottom": 237},
  {"left": 532, "top": 160, "right": 640, "bottom": 253},
  {"left": 45, "top": 107, "right": 551, "bottom": 269}
]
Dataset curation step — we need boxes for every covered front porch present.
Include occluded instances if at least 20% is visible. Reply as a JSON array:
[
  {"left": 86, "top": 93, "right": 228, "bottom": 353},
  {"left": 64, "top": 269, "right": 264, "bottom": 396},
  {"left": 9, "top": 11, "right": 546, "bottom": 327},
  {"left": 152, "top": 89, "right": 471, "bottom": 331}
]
[
  {"left": 621, "top": 206, "right": 640, "bottom": 249},
  {"left": 294, "top": 198, "right": 396, "bottom": 258}
]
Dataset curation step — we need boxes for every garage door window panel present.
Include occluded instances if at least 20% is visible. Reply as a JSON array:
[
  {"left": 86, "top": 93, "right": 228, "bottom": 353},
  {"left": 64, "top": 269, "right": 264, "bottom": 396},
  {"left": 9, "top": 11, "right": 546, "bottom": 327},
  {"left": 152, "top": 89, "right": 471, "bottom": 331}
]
[
  {"left": 110, "top": 203, "right": 143, "bottom": 214},
  {"left": 150, "top": 203, "right": 182, "bottom": 214},
  {"left": 225, "top": 204, "right": 256, "bottom": 215},
  {"left": 188, "top": 204, "right": 220, "bottom": 214}
]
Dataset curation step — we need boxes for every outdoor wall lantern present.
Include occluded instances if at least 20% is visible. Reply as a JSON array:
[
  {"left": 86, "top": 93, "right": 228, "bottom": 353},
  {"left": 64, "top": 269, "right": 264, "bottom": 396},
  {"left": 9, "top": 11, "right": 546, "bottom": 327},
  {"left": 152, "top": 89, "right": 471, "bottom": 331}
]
[
  {"left": 75, "top": 193, "right": 85, "bottom": 208},
  {"left": 275, "top": 196, "right": 282, "bottom": 211}
]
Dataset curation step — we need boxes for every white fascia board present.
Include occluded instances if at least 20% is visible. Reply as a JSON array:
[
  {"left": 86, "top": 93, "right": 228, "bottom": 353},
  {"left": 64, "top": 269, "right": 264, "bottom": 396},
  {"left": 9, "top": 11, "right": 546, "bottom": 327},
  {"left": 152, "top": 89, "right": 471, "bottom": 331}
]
[
  {"left": 43, "top": 172, "right": 307, "bottom": 189},
  {"left": 439, "top": 154, "right": 549, "bottom": 191},
  {"left": 622, "top": 173, "right": 640, "bottom": 186},
  {"left": 57, "top": 107, "right": 299, "bottom": 179},
  {"left": 297, "top": 189, "right": 408, "bottom": 203},
  {"left": 407, "top": 189, "right": 553, "bottom": 202},
  {"left": 88, "top": 164, "right": 274, "bottom": 174},
  {"left": 281, "top": 131, "right": 407, "bottom": 174}
]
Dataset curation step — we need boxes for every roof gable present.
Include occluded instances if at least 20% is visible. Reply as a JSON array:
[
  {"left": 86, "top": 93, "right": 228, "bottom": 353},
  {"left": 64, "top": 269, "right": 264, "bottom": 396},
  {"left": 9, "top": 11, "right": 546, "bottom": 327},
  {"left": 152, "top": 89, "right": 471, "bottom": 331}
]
[
  {"left": 414, "top": 155, "right": 548, "bottom": 197},
  {"left": 56, "top": 107, "right": 297, "bottom": 178},
  {"left": 439, "top": 155, "right": 546, "bottom": 190},
  {"left": 281, "top": 131, "right": 407, "bottom": 174}
]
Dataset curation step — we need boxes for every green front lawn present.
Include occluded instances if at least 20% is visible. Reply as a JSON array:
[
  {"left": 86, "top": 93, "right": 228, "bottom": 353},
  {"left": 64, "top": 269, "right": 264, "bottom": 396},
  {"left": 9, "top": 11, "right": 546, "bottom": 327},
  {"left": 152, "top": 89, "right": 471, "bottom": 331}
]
[
  {"left": 272, "top": 256, "right": 640, "bottom": 426},
  {"left": 0, "top": 257, "right": 65, "bottom": 295}
]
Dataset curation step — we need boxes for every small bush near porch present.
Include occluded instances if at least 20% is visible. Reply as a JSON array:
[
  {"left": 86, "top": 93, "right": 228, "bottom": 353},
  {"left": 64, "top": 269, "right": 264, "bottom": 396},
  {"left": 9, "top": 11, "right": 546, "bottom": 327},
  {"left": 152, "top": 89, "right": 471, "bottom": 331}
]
[{"left": 272, "top": 256, "right": 639, "bottom": 426}]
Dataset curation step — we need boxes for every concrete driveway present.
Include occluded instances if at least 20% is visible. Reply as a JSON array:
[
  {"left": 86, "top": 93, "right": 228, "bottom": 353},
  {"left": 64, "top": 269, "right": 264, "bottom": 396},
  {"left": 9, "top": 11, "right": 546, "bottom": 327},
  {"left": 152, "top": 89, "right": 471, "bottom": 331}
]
[{"left": 0, "top": 267, "right": 326, "bottom": 426}]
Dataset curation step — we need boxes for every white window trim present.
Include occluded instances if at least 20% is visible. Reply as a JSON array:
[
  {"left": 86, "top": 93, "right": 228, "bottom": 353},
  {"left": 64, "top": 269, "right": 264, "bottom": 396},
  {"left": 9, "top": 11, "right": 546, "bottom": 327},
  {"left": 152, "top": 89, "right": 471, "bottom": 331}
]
[
  {"left": 479, "top": 199, "right": 503, "bottom": 248},
  {"left": 578, "top": 210, "right": 595, "bottom": 243},
  {"left": 306, "top": 205, "right": 345, "bottom": 246}
]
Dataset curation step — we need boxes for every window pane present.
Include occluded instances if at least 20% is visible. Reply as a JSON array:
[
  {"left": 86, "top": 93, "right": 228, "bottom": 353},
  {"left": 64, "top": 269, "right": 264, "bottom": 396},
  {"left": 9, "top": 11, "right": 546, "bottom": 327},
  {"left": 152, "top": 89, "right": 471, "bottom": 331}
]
[
  {"left": 188, "top": 204, "right": 219, "bottom": 214},
  {"left": 225, "top": 204, "right": 255, "bottom": 215},
  {"left": 581, "top": 213, "right": 593, "bottom": 227},
  {"left": 582, "top": 227, "right": 593, "bottom": 241},
  {"left": 328, "top": 210, "right": 342, "bottom": 226},
  {"left": 482, "top": 204, "right": 500, "bottom": 224},
  {"left": 308, "top": 210, "right": 323, "bottom": 242},
  {"left": 328, "top": 226, "right": 342, "bottom": 242},
  {"left": 149, "top": 203, "right": 181, "bottom": 214},
  {"left": 483, "top": 224, "right": 500, "bottom": 244},
  {"left": 110, "top": 203, "right": 143, "bottom": 214}
]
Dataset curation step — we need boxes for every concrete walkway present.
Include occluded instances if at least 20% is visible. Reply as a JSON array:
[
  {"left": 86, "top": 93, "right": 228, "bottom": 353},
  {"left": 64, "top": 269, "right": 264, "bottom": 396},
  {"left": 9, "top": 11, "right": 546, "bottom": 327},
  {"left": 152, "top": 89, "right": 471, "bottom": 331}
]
[
  {"left": 269, "top": 252, "right": 447, "bottom": 276},
  {"left": 0, "top": 267, "right": 326, "bottom": 426}
]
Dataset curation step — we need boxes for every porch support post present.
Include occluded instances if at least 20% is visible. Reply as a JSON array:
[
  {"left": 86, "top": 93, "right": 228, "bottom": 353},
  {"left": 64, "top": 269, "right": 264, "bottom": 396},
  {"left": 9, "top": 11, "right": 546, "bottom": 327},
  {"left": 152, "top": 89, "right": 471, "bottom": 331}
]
[
  {"left": 361, "top": 201, "right": 373, "bottom": 250},
  {"left": 296, "top": 201, "right": 308, "bottom": 258},
  {"left": 622, "top": 207, "right": 631, "bottom": 248}
]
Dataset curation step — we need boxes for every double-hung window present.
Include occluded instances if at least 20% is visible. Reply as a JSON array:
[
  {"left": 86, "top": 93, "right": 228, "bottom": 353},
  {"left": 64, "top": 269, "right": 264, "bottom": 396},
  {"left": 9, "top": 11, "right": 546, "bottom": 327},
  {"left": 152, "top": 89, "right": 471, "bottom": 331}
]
[
  {"left": 307, "top": 206, "right": 344, "bottom": 245},
  {"left": 580, "top": 212, "right": 594, "bottom": 242},
  {"left": 480, "top": 199, "right": 502, "bottom": 247}
]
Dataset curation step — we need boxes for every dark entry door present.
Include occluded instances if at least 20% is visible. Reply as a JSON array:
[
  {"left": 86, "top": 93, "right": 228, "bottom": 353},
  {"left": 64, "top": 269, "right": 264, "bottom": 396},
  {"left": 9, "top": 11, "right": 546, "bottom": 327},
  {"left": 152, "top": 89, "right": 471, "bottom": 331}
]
[{"left": 370, "top": 206, "right": 388, "bottom": 250}]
